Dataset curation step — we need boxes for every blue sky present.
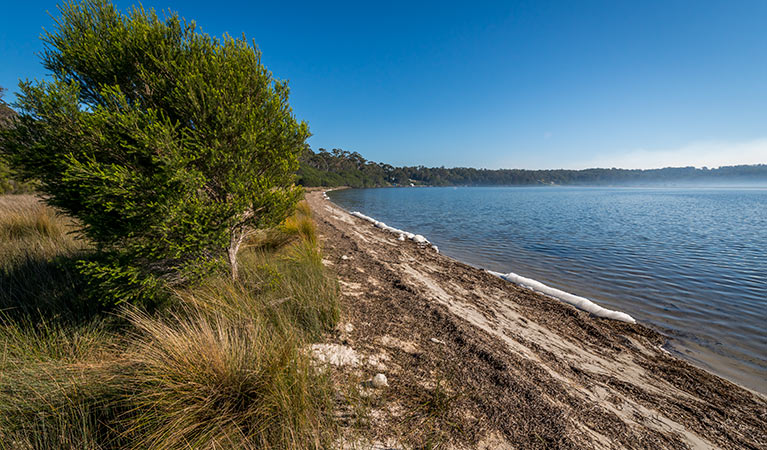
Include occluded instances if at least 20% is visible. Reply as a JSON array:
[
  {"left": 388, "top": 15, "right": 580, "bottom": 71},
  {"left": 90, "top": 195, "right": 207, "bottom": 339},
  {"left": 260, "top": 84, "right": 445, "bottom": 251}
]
[{"left": 2, "top": 0, "right": 765, "bottom": 169}]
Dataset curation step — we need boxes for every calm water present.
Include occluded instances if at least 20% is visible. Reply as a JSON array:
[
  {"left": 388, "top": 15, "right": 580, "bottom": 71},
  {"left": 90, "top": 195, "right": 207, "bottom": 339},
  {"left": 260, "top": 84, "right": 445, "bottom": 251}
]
[{"left": 328, "top": 187, "right": 767, "bottom": 393}]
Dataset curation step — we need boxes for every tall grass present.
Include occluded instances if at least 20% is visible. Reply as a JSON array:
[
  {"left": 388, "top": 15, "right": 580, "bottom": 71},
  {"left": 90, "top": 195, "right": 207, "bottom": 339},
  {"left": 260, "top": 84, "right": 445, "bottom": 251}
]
[
  {"left": 0, "top": 315, "right": 128, "bottom": 449},
  {"left": 0, "top": 196, "right": 122, "bottom": 449},
  {"left": 0, "top": 195, "right": 84, "bottom": 261},
  {"left": 183, "top": 239, "right": 339, "bottom": 341},
  {"left": 0, "top": 195, "right": 94, "bottom": 320},
  {"left": 244, "top": 200, "right": 317, "bottom": 250},
  {"left": 123, "top": 307, "right": 335, "bottom": 449},
  {"left": 0, "top": 195, "right": 341, "bottom": 449}
]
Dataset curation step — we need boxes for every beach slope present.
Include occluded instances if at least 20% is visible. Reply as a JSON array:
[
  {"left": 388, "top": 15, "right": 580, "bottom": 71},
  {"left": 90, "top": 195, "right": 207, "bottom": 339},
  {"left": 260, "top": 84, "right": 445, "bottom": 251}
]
[{"left": 307, "top": 191, "right": 765, "bottom": 449}]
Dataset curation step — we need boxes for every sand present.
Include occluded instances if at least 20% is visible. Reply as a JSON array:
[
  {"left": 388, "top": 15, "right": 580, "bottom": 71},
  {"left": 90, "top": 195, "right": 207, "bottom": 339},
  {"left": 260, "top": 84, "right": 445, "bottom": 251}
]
[{"left": 307, "top": 191, "right": 766, "bottom": 449}]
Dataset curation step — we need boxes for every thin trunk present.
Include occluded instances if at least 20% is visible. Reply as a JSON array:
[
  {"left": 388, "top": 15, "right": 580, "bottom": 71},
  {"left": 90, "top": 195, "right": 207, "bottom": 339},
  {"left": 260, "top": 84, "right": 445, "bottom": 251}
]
[{"left": 228, "top": 231, "right": 243, "bottom": 281}]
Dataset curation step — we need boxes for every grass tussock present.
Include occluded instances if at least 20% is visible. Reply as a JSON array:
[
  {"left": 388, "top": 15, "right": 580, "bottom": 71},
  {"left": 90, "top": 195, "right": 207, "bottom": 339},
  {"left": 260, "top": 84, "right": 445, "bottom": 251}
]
[
  {"left": 0, "top": 316, "right": 128, "bottom": 449},
  {"left": 0, "top": 195, "right": 82, "bottom": 256},
  {"left": 123, "top": 307, "right": 335, "bottom": 449},
  {"left": 0, "top": 195, "right": 341, "bottom": 449},
  {"left": 184, "top": 240, "right": 338, "bottom": 339},
  {"left": 0, "top": 195, "right": 93, "bottom": 321},
  {"left": 245, "top": 200, "right": 317, "bottom": 250}
]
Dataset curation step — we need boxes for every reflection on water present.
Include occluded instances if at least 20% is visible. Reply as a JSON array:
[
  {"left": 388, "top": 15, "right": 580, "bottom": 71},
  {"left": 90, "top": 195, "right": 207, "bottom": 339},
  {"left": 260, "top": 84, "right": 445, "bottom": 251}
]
[{"left": 329, "top": 186, "right": 767, "bottom": 393}]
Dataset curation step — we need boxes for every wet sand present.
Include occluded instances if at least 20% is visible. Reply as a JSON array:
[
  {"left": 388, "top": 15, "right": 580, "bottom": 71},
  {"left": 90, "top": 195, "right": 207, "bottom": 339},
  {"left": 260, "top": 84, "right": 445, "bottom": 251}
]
[{"left": 307, "top": 191, "right": 766, "bottom": 449}]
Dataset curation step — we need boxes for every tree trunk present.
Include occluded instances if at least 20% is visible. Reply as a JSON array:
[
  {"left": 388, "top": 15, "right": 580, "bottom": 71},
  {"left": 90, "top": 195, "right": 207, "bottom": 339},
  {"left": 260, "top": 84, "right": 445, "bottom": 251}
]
[{"left": 227, "top": 231, "right": 243, "bottom": 281}]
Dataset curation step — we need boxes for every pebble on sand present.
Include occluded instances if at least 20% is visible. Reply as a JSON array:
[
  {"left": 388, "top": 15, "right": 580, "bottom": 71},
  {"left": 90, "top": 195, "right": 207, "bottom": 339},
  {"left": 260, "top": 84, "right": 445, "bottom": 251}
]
[{"left": 372, "top": 373, "right": 388, "bottom": 388}]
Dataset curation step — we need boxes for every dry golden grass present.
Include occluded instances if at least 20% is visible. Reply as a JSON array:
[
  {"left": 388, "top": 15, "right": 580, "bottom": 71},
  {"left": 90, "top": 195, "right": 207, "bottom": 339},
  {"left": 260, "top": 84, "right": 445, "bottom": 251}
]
[
  {"left": 123, "top": 306, "right": 335, "bottom": 449},
  {"left": 245, "top": 200, "right": 317, "bottom": 250},
  {"left": 0, "top": 196, "right": 81, "bottom": 269},
  {"left": 0, "top": 195, "right": 93, "bottom": 320},
  {"left": 0, "top": 195, "right": 341, "bottom": 449}
]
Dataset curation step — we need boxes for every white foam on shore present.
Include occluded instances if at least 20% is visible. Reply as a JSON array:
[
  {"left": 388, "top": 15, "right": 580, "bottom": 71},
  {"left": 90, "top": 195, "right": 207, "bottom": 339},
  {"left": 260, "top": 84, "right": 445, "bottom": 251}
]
[
  {"left": 350, "top": 211, "right": 438, "bottom": 252},
  {"left": 487, "top": 270, "right": 636, "bottom": 323}
]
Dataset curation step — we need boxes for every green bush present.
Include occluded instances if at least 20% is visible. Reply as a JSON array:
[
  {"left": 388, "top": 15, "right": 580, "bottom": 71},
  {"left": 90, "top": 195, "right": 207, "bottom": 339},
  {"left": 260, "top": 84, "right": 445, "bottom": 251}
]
[{"left": 1, "top": 0, "right": 308, "bottom": 305}]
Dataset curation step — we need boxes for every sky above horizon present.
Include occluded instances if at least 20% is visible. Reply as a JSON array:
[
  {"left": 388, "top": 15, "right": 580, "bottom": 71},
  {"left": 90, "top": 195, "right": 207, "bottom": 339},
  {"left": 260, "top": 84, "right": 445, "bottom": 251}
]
[{"left": 1, "top": 1, "right": 765, "bottom": 170}]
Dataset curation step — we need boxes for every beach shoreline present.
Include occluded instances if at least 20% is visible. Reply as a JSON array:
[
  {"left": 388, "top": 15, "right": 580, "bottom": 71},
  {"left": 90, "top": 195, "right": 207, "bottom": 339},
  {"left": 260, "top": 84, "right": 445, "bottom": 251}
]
[
  {"left": 307, "top": 190, "right": 766, "bottom": 449},
  {"left": 323, "top": 185, "right": 766, "bottom": 396}
]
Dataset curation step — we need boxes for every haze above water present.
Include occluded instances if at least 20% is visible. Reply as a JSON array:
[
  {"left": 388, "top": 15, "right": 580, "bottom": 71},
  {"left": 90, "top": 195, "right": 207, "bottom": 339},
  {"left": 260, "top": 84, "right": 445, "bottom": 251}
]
[{"left": 329, "top": 186, "right": 767, "bottom": 393}]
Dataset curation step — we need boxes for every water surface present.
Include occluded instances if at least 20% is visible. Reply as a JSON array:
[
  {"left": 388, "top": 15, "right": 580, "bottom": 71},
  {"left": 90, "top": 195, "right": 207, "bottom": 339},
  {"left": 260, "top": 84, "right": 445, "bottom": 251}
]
[{"left": 329, "top": 186, "right": 767, "bottom": 393}]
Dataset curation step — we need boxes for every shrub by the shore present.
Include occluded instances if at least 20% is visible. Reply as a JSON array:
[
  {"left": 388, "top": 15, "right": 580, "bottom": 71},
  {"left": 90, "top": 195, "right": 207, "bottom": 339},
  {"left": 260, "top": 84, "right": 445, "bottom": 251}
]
[{"left": 2, "top": 0, "right": 308, "bottom": 305}]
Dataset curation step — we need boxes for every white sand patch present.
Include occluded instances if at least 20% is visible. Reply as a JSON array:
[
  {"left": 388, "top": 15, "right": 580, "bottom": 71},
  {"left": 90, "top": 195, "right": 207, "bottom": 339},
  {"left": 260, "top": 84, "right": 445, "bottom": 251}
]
[
  {"left": 339, "top": 280, "right": 365, "bottom": 297},
  {"left": 367, "top": 352, "right": 390, "bottom": 371},
  {"left": 311, "top": 343, "right": 360, "bottom": 367}
]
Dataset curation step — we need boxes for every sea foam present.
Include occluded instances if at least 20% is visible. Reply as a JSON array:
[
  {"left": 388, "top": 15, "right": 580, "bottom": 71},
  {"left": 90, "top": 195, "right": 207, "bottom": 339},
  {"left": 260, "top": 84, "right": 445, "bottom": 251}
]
[
  {"left": 488, "top": 270, "right": 636, "bottom": 323},
  {"left": 350, "top": 211, "right": 436, "bottom": 251}
]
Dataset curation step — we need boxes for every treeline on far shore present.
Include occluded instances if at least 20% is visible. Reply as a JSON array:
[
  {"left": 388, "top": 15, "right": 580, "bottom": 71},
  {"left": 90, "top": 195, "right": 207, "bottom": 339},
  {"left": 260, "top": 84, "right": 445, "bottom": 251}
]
[{"left": 297, "top": 148, "right": 767, "bottom": 188}]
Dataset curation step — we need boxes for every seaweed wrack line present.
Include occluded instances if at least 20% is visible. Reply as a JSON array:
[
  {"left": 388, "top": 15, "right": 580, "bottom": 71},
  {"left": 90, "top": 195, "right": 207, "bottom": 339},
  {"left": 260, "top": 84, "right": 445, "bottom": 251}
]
[{"left": 487, "top": 270, "right": 636, "bottom": 323}]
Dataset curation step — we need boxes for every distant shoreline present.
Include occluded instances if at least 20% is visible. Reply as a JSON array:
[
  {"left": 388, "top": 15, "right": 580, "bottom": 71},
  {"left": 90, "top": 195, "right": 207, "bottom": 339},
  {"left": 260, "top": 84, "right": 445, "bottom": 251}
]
[{"left": 297, "top": 148, "right": 767, "bottom": 189}]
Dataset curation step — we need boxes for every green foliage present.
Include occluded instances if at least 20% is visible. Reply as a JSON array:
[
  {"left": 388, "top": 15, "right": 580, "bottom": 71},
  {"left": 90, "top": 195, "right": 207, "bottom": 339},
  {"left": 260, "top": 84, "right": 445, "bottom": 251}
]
[
  {"left": 1, "top": 0, "right": 308, "bottom": 305},
  {"left": 297, "top": 148, "right": 391, "bottom": 188}
]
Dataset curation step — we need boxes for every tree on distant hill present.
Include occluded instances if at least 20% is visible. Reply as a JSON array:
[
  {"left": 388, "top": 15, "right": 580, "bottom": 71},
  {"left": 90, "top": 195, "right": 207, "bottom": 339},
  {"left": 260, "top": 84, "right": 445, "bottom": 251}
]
[
  {"left": 0, "top": 87, "right": 15, "bottom": 127},
  {"left": 0, "top": 86, "right": 31, "bottom": 194},
  {"left": 0, "top": 87, "right": 12, "bottom": 192},
  {"left": 1, "top": 0, "right": 308, "bottom": 303}
]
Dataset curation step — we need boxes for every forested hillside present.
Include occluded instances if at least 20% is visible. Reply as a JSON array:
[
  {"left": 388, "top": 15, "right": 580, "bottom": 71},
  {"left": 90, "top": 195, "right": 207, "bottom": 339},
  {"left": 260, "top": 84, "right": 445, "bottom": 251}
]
[{"left": 298, "top": 147, "right": 767, "bottom": 187}]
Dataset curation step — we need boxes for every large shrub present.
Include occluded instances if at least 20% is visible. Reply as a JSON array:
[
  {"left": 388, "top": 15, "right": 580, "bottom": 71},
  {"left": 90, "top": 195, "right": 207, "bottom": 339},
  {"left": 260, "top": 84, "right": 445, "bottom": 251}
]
[{"left": 1, "top": 0, "right": 309, "bottom": 303}]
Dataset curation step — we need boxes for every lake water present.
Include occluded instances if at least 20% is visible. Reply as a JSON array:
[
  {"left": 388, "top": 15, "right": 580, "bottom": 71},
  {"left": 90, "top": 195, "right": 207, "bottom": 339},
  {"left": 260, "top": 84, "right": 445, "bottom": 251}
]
[{"left": 328, "top": 186, "right": 767, "bottom": 393}]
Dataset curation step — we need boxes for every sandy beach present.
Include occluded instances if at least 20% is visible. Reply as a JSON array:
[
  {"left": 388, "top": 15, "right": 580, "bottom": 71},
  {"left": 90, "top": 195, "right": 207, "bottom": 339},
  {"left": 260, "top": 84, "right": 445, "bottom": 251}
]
[{"left": 307, "top": 190, "right": 766, "bottom": 449}]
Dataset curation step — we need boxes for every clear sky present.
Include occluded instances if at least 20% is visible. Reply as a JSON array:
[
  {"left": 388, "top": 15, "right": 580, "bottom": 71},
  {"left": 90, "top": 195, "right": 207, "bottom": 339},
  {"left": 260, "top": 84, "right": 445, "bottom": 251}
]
[{"left": 1, "top": 0, "right": 765, "bottom": 169}]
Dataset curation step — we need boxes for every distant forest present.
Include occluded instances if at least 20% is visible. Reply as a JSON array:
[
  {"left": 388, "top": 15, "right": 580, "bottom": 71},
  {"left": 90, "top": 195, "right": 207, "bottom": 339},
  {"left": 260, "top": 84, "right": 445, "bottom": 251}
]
[{"left": 298, "top": 148, "right": 767, "bottom": 188}]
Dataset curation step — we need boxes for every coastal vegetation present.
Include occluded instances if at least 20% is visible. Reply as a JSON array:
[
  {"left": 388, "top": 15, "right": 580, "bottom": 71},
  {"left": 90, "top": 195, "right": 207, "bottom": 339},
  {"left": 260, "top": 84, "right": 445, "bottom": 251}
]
[
  {"left": 0, "top": 87, "right": 35, "bottom": 194},
  {"left": 0, "top": 1, "right": 342, "bottom": 448},
  {"left": 2, "top": 1, "right": 765, "bottom": 448},
  {"left": 0, "top": 196, "right": 340, "bottom": 448},
  {"left": 298, "top": 147, "right": 767, "bottom": 187}
]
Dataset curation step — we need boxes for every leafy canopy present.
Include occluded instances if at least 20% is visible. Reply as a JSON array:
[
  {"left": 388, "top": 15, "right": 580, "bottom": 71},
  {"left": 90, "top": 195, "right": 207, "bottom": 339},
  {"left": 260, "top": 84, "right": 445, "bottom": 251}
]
[{"left": 2, "top": 0, "right": 309, "bottom": 303}]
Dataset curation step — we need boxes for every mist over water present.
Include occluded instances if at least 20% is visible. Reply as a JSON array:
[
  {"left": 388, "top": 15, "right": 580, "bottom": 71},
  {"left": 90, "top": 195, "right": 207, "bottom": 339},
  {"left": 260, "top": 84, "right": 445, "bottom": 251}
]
[{"left": 329, "top": 186, "right": 767, "bottom": 393}]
